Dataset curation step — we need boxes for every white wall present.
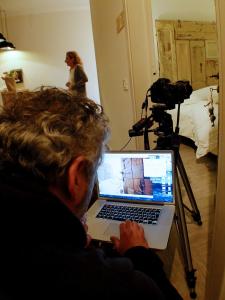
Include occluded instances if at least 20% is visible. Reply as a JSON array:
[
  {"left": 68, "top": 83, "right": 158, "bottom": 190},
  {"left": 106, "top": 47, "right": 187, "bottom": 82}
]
[
  {"left": 90, "top": 0, "right": 136, "bottom": 150},
  {"left": 151, "top": 0, "right": 216, "bottom": 21},
  {"left": 0, "top": 7, "right": 100, "bottom": 103},
  {"left": 90, "top": 0, "right": 155, "bottom": 151}
]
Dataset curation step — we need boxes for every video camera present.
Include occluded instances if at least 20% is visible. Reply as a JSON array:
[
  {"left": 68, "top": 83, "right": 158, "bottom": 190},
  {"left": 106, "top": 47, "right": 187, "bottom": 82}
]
[
  {"left": 128, "top": 78, "right": 193, "bottom": 148},
  {"left": 150, "top": 78, "right": 192, "bottom": 110}
]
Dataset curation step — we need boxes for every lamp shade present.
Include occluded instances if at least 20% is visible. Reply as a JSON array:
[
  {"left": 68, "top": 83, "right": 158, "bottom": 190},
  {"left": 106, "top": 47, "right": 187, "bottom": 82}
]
[
  {"left": 0, "top": 33, "right": 15, "bottom": 50},
  {"left": 0, "top": 33, "right": 5, "bottom": 42}
]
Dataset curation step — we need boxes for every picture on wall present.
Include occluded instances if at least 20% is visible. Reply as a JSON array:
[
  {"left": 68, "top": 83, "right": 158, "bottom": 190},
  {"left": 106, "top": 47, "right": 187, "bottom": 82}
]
[{"left": 10, "top": 69, "right": 23, "bottom": 84}]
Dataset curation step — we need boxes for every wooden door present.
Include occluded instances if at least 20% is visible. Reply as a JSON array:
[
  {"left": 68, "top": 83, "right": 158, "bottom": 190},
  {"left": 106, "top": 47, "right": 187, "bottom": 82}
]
[
  {"left": 156, "top": 22, "right": 177, "bottom": 82},
  {"left": 121, "top": 158, "right": 152, "bottom": 195},
  {"left": 176, "top": 40, "right": 192, "bottom": 83},
  {"left": 190, "top": 40, "right": 206, "bottom": 89},
  {"left": 205, "top": 40, "right": 219, "bottom": 85},
  {"left": 155, "top": 20, "right": 218, "bottom": 90}
]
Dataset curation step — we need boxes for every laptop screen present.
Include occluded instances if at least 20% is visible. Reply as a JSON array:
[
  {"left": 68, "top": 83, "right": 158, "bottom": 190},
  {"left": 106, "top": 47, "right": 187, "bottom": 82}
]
[{"left": 97, "top": 150, "right": 174, "bottom": 204}]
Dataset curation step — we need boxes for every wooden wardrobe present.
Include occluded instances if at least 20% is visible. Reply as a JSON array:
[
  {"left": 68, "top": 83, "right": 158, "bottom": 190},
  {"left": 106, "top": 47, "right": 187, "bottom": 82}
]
[{"left": 155, "top": 20, "right": 219, "bottom": 90}]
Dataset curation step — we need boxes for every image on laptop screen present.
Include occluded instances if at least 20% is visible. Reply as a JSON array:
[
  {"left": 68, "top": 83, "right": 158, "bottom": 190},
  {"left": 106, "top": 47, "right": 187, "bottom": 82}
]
[{"left": 97, "top": 151, "right": 174, "bottom": 204}]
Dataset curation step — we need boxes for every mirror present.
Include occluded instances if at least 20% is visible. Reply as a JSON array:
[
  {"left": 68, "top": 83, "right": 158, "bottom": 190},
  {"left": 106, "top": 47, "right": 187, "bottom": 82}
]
[
  {"left": 150, "top": 0, "right": 218, "bottom": 298},
  {"left": 151, "top": 0, "right": 218, "bottom": 159}
]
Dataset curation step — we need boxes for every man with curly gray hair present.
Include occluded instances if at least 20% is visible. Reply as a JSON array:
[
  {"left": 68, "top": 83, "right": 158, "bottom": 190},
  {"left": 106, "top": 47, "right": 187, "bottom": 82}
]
[{"left": 0, "top": 88, "right": 182, "bottom": 300}]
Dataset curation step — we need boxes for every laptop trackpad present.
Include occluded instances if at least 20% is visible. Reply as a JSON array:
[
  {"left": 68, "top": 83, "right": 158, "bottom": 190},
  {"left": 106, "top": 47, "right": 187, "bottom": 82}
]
[{"left": 104, "top": 223, "right": 120, "bottom": 238}]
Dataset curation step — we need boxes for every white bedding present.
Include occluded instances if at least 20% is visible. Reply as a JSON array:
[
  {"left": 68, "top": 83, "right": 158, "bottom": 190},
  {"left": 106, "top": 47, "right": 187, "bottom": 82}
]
[{"left": 168, "top": 86, "right": 219, "bottom": 159}]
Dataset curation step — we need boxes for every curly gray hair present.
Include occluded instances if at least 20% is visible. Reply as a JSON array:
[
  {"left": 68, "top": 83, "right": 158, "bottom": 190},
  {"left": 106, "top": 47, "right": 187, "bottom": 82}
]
[{"left": 0, "top": 88, "right": 110, "bottom": 183}]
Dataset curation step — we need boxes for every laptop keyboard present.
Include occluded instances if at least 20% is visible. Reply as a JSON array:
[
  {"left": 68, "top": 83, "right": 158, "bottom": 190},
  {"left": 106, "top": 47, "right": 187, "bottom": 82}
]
[{"left": 96, "top": 204, "right": 161, "bottom": 225}]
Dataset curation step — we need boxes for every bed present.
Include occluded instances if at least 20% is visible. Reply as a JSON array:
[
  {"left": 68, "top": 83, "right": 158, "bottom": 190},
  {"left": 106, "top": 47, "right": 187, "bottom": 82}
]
[{"left": 168, "top": 85, "right": 219, "bottom": 159}]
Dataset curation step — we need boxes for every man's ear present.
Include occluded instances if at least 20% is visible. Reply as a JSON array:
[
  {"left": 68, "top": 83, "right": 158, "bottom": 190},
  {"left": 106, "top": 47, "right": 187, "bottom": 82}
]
[{"left": 68, "top": 156, "right": 87, "bottom": 205}]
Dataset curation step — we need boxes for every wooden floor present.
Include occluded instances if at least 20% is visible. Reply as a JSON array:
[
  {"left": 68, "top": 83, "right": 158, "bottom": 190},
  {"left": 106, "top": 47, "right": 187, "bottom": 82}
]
[{"left": 166, "top": 144, "right": 217, "bottom": 299}]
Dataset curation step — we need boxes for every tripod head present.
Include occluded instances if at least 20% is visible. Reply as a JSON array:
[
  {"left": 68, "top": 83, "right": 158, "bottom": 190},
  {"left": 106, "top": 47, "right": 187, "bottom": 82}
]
[
  {"left": 128, "top": 104, "right": 178, "bottom": 150},
  {"left": 150, "top": 105, "right": 176, "bottom": 150},
  {"left": 128, "top": 78, "right": 193, "bottom": 150}
]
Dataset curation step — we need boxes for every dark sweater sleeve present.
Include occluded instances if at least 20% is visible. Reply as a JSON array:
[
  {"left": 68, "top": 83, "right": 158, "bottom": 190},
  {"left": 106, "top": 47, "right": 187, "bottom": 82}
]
[
  {"left": 124, "top": 246, "right": 183, "bottom": 300},
  {"left": 74, "top": 64, "right": 88, "bottom": 88}
]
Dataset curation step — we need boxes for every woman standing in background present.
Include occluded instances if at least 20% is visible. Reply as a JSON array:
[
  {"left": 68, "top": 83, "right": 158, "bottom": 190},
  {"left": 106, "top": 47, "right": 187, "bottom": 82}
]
[{"left": 65, "top": 51, "right": 88, "bottom": 97}]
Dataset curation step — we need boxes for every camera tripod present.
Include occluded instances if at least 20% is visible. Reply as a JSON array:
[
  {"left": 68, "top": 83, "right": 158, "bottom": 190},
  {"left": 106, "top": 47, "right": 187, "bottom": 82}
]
[
  {"left": 172, "top": 143, "right": 201, "bottom": 299},
  {"left": 142, "top": 116, "right": 202, "bottom": 299}
]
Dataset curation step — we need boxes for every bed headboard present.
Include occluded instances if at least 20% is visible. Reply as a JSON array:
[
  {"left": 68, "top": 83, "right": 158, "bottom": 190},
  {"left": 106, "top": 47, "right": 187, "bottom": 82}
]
[{"left": 155, "top": 20, "right": 219, "bottom": 90}]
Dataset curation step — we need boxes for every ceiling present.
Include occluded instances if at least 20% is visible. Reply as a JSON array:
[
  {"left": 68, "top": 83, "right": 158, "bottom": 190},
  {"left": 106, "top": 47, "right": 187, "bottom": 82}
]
[{"left": 0, "top": 0, "right": 90, "bottom": 16}]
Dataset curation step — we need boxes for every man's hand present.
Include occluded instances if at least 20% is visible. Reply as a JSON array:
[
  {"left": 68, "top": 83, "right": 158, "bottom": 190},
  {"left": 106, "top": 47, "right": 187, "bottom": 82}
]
[{"left": 110, "top": 220, "right": 149, "bottom": 255}]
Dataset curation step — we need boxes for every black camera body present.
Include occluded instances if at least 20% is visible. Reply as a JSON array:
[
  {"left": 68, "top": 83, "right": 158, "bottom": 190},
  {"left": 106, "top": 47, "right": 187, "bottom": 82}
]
[
  {"left": 150, "top": 78, "right": 193, "bottom": 110},
  {"left": 128, "top": 77, "right": 193, "bottom": 149}
]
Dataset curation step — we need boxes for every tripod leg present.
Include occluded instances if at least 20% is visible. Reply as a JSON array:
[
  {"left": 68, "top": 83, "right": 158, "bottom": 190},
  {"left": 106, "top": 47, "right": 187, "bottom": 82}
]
[
  {"left": 175, "top": 170, "right": 197, "bottom": 299},
  {"left": 176, "top": 152, "right": 202, "bottom": 225}
]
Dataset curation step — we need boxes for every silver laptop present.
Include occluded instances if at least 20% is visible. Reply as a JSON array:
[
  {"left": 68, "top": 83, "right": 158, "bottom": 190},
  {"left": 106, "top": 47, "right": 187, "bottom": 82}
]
[{"left": 86, "top": 150, "right": 175, "bottom": 250}]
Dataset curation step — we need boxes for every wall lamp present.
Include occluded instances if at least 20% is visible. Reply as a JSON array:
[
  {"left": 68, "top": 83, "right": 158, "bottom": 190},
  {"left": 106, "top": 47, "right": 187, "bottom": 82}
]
[
  {"left": 0, "top": 33, "right": 15, "bottom": 50},
  {"left": 0, "top": 8, "right": 16, "bottom": 51}
]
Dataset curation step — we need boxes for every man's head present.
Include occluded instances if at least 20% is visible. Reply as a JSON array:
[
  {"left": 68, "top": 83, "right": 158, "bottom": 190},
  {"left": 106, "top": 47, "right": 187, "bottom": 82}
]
[{"left": 0, "top": 88, "right": 110, "bottom": 218}]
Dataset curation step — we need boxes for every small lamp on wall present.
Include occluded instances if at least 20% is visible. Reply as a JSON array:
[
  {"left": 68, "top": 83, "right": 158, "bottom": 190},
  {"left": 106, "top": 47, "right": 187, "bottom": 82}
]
[
  {"left": 0, "top": 39, "right": 15, "bottom": 50},
  {"left": 0, "top": 9, "right": 16, "bottom": 50},
  {"left": 0, "top": 33, "right": 15, "bottom": 50}
]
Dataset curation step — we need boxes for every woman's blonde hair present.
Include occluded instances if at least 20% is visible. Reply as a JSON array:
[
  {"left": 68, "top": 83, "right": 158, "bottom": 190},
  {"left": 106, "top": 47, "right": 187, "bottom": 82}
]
[{"left": 66, "top": 51, "right": 83, "bottom": 65}]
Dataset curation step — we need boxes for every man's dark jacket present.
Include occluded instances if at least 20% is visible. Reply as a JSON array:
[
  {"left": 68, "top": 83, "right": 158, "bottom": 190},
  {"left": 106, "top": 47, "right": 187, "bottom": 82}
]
[{"left": 0, "top": 163, "right": 182, "bottom": 299}]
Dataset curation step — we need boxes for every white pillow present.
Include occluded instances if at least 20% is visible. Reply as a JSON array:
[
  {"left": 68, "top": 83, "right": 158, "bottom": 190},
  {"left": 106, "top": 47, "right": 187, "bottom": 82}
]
[{"left": 191, "top": 86, "right": 219, "bottom": 103}]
